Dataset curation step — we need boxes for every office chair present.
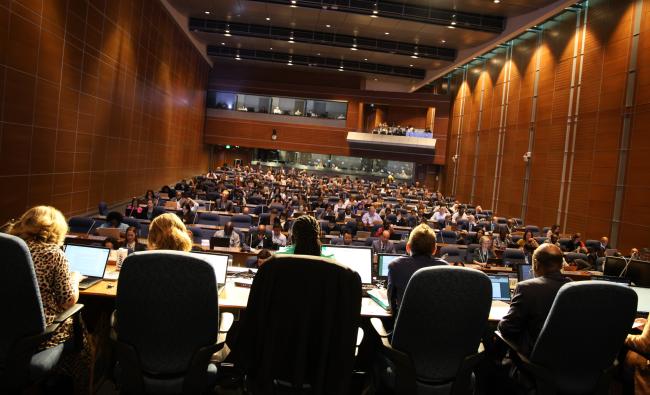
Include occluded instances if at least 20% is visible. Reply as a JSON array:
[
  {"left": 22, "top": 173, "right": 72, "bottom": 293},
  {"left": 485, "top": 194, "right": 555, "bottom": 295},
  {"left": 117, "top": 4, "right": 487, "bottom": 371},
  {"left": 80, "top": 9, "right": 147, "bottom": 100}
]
[
  {"left": 395, "top": 241, "right": 407, "bottom": 254},
  {"left": 67, "top": 216, "right": 95, "bottom": 233},
  {"left": 524, "top": 225, "right": 540, "bottom": 236},
  {"left": 496, "top": 281, "right": 636, "bottom": 394},
  {"left": 371, "top": 266, "right": 492, "bottom": 394},
  {"left": 439, "top": 245, "right": 463, "bottom": 264},
  {"left": 235, "top": 255, "right": 361, "bottom": 394},
  {"left": 196, "top": 212, "right": 220, "bottom": 226},
  {"left": 121, "top": 217, "right": 141, "bottom": 231},
  {"left": 558, "top": 238, "right": 572, "bottom": 252},
  {"left": 534, "top": 237, "right": 547, "bottom": 245},
  {"left": 187, "top": 226, "right": 209, "bottom": 244},
  {"left": 502, "top": 248, "right": 526, "bottom": 266},
  {"left": 465, "top": 244, "right": 479, "bottom": 264},
  {"left": 257, "top": 213, "right": 271, "bottom": 226},
  {"left": 564, "top": 252, "right": 588, "bottom": 264},
  {"left": 0, "top": 233, "right": 84, "bottom": 392},
  {"left": 440, "top": 230, "right": 458, "bottom": 244},
  {"left": 112, "top": 251, "right": 232, "bottom": 395},
  {"left": 603, "top": 256, "right": 627, "bottom": 277},
  {"left": 231, "top": 214, "right": 252, "bottom": 229},
  {"left": 98, "top": 201, "right": 109, "bottom": 216},
  {"left": 585, "top": 239, "right": 601, "bottom": 251}
]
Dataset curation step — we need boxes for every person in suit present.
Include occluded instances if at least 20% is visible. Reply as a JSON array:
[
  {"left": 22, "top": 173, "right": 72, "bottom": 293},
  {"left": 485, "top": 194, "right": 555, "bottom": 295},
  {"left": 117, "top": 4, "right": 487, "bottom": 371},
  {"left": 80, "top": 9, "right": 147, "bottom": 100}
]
[
  {"left": 214, "top": 221, "right": 241, "bottom": 248},
  {"left": 124, "top": 226, "right": 146, "bottom": 254},
  {"left": 372, "top": 230, "right": 396, "bottom": 254},
  {"left": 387, "top": 223, "right": 447, "bottom": 314},
  {"left": 215, "top": 191, "right": 233, "bottom": 212},
  {"left": 336, "top": 231, "right": 353, "bottom": 246},
  {"left": 251, "top": 224, "right": 273, "bottom": 249},
  {"left": 497, "top": 244, "right": 571, "bottom": 356}
]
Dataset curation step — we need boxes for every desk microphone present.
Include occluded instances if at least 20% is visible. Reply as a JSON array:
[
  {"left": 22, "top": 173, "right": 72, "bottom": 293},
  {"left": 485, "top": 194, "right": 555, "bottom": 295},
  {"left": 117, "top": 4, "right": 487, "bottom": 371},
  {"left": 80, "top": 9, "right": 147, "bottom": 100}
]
[
  {"left": 86, "top": 220, "right": 96, "bottom": 236},
  {"left": 618, "top": 256, "right": 633, "bottom": 278}
]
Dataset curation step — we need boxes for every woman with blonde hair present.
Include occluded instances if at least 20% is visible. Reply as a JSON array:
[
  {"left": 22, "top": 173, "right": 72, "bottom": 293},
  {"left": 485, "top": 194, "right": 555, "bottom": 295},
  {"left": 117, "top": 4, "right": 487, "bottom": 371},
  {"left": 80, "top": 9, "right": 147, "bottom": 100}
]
[
  {"left": 8, "top": 206, "right": 92, "bottom": 394},
  {"left": 147, "top": 213, "right": 193, "bottom": 251}
]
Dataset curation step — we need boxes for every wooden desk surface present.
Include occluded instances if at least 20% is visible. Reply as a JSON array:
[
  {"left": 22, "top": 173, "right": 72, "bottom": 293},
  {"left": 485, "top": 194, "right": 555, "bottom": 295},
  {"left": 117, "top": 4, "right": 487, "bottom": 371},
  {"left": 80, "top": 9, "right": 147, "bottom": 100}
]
[{"left": 82, "top": 265, "right": 508, "bottom": 320}]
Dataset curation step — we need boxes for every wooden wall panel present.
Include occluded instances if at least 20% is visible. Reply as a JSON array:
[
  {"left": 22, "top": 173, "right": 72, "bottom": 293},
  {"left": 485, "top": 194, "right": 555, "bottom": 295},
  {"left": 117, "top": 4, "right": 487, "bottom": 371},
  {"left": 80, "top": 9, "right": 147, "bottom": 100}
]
[
  {"left": 445, "top": 0, "right": 649, "bottom": 250},
  {"left": 0, "top": 0, "right": 210, "bottom": 224}
]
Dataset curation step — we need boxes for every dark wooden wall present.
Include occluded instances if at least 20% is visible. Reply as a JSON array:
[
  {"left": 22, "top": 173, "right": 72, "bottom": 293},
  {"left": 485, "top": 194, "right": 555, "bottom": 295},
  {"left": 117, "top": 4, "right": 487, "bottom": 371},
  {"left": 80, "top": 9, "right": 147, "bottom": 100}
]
[
  {"left": 0, "top": 0, "right": 210, "bottom": 223},
  {"left": 445, "top": 0, "right": 650, "bottom": 250}
]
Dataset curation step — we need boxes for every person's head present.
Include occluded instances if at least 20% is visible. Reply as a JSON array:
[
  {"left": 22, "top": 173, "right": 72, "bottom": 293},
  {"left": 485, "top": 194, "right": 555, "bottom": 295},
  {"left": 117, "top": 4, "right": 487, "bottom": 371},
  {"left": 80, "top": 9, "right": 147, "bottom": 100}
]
[
  {"left": 343, "top": 231, "right": 353, "bottom": 245},
  {"left": 600, "top": 236, "right": 609, "bottom": 246},
  {"left": 147, "top": 199, "right": 154, "bottom": 210},
  {"left": 406, "top": 223, "right": 437, "bottom": 257},
  {"left": 572, "top": 232, "right": 582, "bottom": 242},
  {"left": 479, "top": 235, "right": 492, "bottom": 250},
  {"left": 257, "top": 249, "right": 273, "bottom": 266},
  {"left": 272, "top": 223, "right": 282, "bottom": 235},
  {"left": 145, "top": 189, "right": 155, "bottom": 199},
  {"left": 125, "top": 226, "right": 138, "bottom": 243},
  {"left": 380, "top": 230, "right": 390, "bottom": 242},
  {"left": 523, "top": 230, "right": 534, "bottom": 241},
  {"left": 532, "top": 244, "right": 564, "bottom": 276},
  {"left": 550, "top": 234, "right": 559, "bottom": 244},
  {"left": 182, "top": 203, "right": 192, "bottom": 215},
  {"left": 224, "top": 221, "right": 234, "bottom": 235},
  {"left": 103, "top": 237, "right": 117, "bottom": 250},
  {"left": 221, "top": 191, "right": 229, "bottom": 200},
  {"left": 477, "top": 228, "right": 485, "bottom": 238},
  {"left": 148, "top": 213, "right": 192, "bottom": 251},
  {"left": 257, "top": 224, "right": 267, "bottom": 238},
  {"left": 551, "top": 224, "right": 560, "bottom": 234},
  {"left": 368, "top": 206, "right": 376, "bottom": 215},
  {"left": 106, "top": 211, "right": 123, "bottom": 227},
  {"left": 9, "top": 206, "right": 68, "bottom": 246},
  {"left": 291, "top": 215, "right": 321, "bottom": 256},
  {"left": 242, "top": 206, "right": 250, "bottom": 215}
]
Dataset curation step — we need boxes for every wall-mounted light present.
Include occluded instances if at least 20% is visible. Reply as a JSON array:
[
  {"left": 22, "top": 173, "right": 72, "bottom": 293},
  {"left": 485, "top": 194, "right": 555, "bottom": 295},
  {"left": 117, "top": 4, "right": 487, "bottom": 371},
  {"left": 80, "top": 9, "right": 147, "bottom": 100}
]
[
  {"left": 272, "top": 129, "right": 278, "bottom": 140},
  {"left": 452, "top": 154, "right": 459, "bottom": 163},
  {"left": 523, "top": 151, "right": 532, "bottom": 162}
]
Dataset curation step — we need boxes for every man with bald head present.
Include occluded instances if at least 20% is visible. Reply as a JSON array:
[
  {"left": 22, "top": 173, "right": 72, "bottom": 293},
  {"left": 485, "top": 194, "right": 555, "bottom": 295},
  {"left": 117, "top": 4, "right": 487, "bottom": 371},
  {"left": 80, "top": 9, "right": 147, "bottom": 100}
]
[
  {"left": 372, "top": 230, "right": 396, "bottom": 254},
  {"left": 498, "top": 244, "right": 571, "bottom": 355}
]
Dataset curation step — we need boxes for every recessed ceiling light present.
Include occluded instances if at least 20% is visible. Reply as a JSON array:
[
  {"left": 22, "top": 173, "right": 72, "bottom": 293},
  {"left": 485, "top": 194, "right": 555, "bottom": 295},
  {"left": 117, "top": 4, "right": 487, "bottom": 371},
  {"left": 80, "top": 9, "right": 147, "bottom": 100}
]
[
  {"left": 269, "top": 47, "right": 273, "bottom": 50},
  {"left": 448, "top": 25, "right": 455, "bottom": 29},
  {"left": 441, "top": 39, "right": 446, "bottom": 43},
  {"left": 204, "top": 11, "right": 210, "bottom": 15},
  {"left": 317, "top": 53, "right": 321, "bottom": 56},
  {"left": 411, "top": 55, "right": 419, "bottom": 59},
  {"left": 266, "top": 17, "right": 271, "bottom": 21},
  {"left": 384, "top": 32, "right": 390, "bottom": 35},
  {"left": 364, "top": 58, "right": 368, "bottom": 61},
  {"left": 221, "top": 42, "right": 225, "bottom": 45},
  {"left": 494, "top": 0, "right": 500, "bottom": 3},
  {"left": 351, "top": 47, "right": 357, "bottom": 51},
  {"left": 409, "top": 64, "right": 413, "bottom": 67},
  {"left": 326, "top": 24, "right": 331, "bottom": 28},
  {"left": 290, "top": 0, "right": 297, "bottom": 7}
]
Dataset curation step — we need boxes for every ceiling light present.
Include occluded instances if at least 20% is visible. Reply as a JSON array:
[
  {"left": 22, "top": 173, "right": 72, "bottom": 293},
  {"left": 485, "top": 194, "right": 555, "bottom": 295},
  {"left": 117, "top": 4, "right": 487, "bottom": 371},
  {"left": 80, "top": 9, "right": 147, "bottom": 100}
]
[
  {"left": 290, "top": 0, "right": 297, "bottom": 7},
  {"left": 447, "top": 25, "right": 455, "bottom": 29},
  {"left": 384, "top": 32, "right": 390, "bottom": 35},
  {"left": 409, "top": 64, "right": 413, "bottom": 67},
  {"left": 326, "top": 24, "right": 331, "bottom": 28},
  {"left": 441, "top": 39, "right": 446, "bottom": 43},
  {"left": 266, "top": 17, "right": 271, "bottom": 21},
  {"left": 288, "top": 31, "right": 295, "bottom": 43},
  {"left": 364, "top": 58, "right": 368, "bottom": 61},
  {"left": 204, "top": 11, "right": 210, "bottom": 15},
  {"left": 351, "top": 38, "right": 358, "bottom": 50},
  {"left": 221, "top": 42, "right": 225, "bottom": 45},
  {"left": 494, "top": 0, "right": 500, "bottom": 3},
  {"left": 224, "top": 24, "right": 231, "bottom": 36},
  {"left": 288, "top": 56, "right": 293, "bottom": 65},
  {"left": 269, "top": 47, "right": 273, "bottom": 50}
]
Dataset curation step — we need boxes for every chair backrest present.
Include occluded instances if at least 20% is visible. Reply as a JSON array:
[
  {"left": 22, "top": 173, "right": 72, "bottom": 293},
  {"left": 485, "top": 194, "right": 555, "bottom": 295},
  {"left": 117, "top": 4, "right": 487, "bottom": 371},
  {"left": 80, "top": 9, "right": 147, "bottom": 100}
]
[
  {"left": 392, "top": 266, "right": 492, "bottom": 382},
  {"left": 121, "top": 217, "right": 141, "bottom": 230},
  {"left": 564, "top": 252, "right": 587, "bottom": 263},
  {"left": 502, "top": 248, "right": 525, "bottom": 266},
  {"left": 465, "top": 244, "right": 479, "bottom": 263},
  {"left": 525, "top": 225, "right": 540, "bottom": 236},
  {"left": 440, "top": 245, "right": 462, "bottom": 263},
  {"left": 68, "top": 216, "right": 95, "bottom": 233},
  {"left": 585, "top": 239, "right": 600, "bottom": 251},
  {"left": 231, "top": 214, "right": 252, "bottom": 227},
  {"left": 558, "top": 238, "right": 572, "bottom": 252},
  {"left": 196, "top": 212, "right": 220, "bottom": 226},
  {"left": 98, "top": 201, "right": 108, "bottom": 215},
  {"left": 530, "top": 282, "right": 636, "bottom": 393},
  {"left": 441, "top": 230, "right": 458, "bottom": 244},
  {"left": 115, "top": 251, "right": 219, "bottom": 375},
  {"left": 0, "top": 234, "right": 46, "bottom": 363},
  {"left": 237, "top": 255, "right": 361, "bottom": 393},
  {"left": 533, "top": 236, "right": 547, "bottom": 245},
  {"left": 603, "top": 256, "right": 627, "bottom": 277}
]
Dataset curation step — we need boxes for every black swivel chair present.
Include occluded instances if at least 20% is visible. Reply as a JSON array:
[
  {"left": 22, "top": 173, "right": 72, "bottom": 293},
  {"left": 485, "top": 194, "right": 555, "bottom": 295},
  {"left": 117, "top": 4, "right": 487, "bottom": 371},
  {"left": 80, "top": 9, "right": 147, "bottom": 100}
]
[
  {"left": 0, "top": 233, "right": 84, "bottom": 392},
  {"left": 503, "top": 248, "right": 526, "bottom": 266},
  {"left": 112, "top": 251, "right": 232, "bottom": 395},
  {"left": 371, "top": 266, "right": 492, "bottom": 394},
  {"left": 497, "top": 281, "right": 637, "bottom": 394},
  {"left": 235, "top": 255, "right": 362, "bottom": 394}
]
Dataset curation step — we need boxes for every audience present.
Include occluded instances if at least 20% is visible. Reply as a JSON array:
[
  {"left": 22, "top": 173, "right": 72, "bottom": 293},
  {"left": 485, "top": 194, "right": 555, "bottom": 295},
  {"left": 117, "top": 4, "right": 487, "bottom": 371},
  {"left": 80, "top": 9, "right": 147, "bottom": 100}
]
[
  {"left": 251, "top": 224, "right": 273, "bottom": 249},
  {"left": 7, "top": 206, "right": 92, "bottom": 393},
  {"left": 387, "top": 223, "right": 447, "bottom": 314}
]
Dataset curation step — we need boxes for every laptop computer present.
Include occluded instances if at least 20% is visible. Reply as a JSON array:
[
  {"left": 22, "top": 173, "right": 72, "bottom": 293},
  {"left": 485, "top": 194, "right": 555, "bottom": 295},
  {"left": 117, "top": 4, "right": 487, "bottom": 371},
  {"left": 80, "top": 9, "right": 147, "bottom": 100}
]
[
  {"left": 488, "top": 274, "right": 512, "bottom": 302},
  {"left": 210, "top": 236, "right": 231, "bottom": 249},
  {"left": 190, "top": 252, "right": 230, "bottom": 295},
  {"left": 63, "top": 244, "right": 110, "bottom": 289},
  {"left": 377, "top": 253, "right": 404, "bottom": 278},
  {"left": 591, "top": 275, "right": 631, "bottom": 285},
  {"left": 96, "top": 227, "right": 121, "bottom": 240},
  {"left": 632, "top": 286, "right": 650, "bottom": 314},
  {"left": 321, "top": 245, "right": 373, "bottom": 284},
  {"left": 517, "top": 264, "right": 534, "bottom": 282}
]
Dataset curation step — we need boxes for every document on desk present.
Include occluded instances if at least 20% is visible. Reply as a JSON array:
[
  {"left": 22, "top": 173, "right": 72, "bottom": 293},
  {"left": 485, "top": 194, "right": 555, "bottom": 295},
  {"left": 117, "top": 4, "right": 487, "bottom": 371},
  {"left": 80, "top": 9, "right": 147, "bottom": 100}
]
[
  {"left": 367, "top": 288, "right": 389, "bottom": 310},
  {"left": 103, "top": 271, "right": 119, "bottom": 281}
]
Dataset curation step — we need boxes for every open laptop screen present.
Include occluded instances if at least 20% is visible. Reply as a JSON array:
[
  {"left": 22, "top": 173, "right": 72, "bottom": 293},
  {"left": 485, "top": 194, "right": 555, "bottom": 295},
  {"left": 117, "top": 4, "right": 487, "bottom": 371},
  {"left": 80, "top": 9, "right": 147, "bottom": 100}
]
[
  {"left": 190, "top": 252, "right": 229, "bottom": 286},
  {"left": 63, "top": 244, "right": 110, "bottom": 278},
  {"left": 632, "top": 286, "right": 650, "bottom": 314},
  {"left": 488, "top": 274, "right": 511, "bottom": 301},
  {"left": 321, "top": 245, "right": 373, "bottom": 284},
  {"left": 378, "top": 254, "right": 403, "bottom": 277}
]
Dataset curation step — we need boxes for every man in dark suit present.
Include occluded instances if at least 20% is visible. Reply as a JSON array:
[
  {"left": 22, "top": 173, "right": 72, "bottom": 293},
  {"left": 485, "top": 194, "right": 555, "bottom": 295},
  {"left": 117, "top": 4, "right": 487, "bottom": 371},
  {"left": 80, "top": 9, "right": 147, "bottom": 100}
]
[
  {"left": 498, "top": 244, "right": 571, "bottom": 356},
  {"left": 215, "top": 191, "right": 233, "bottom": 212},
  {"left": 251, "top": 224, "right": 273, "bottom": 249},
  {"left": 387, "top": 224, "right": 447, "bottom": 314},
  {"left": 372, "top": 230, "right": 396, "bottom": 254}
]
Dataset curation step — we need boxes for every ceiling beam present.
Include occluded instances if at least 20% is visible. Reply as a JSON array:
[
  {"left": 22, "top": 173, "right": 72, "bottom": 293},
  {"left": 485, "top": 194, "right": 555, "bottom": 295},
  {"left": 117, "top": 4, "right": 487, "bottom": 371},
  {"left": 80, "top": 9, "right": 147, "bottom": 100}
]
[
  {"left": 207, "top": 46, "right": 426, "bottom": 79},
  {"left": 190, "top": 19, "right": 456, "bottom": 61},
  {"left": 246, "top": 0, "right": 505, "bottom": 33}
]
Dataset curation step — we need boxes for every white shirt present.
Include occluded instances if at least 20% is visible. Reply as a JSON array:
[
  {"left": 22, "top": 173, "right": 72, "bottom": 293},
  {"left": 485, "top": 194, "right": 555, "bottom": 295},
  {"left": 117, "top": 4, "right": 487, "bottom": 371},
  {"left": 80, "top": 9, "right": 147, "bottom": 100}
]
[{"left": 272, "top": 232, "right": 287, "bottom": 247}]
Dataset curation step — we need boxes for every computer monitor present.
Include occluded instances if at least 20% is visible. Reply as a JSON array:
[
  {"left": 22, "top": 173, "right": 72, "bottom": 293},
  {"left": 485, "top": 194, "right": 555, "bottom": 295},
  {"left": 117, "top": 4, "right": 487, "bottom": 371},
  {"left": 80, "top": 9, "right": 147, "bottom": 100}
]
[
  {"left": 190, "top": 252, "right": 229, "bottom": 286},
  {"left": 591, "top": 275, "right": 631, "bottom": 285},
  {"left": 632, "top": 286, "right": 650, "bottom": 314},
  {"left": 377, "top": 253, "right": 404, "bottom": 278},
  {"left": 210, "top": 236, "right": 231, "bottom": 249},
  {"left": 488, "top": 274, "right": 511, "bottom": 301},
  {"left": 321, "top": 245, "right": 373, "bottom": 284},
  {"left": 517, "top": 264, "right": 534, "bottom": 282},
  {"left": 63, "top": 244, "right": 110, "bottom": 278}
]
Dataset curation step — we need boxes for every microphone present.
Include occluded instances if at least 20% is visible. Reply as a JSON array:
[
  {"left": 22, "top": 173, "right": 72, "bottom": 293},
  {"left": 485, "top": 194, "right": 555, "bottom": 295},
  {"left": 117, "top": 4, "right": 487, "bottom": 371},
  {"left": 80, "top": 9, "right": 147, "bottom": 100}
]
[
  {"left": 440, "top": 253, "right": 449, "bottom": 261},
  {"left": 618, "top": 256, "right": 633, "bottom": 278},
  {"left": 86, "top": 220, "right": 96, "bottom": 236}
]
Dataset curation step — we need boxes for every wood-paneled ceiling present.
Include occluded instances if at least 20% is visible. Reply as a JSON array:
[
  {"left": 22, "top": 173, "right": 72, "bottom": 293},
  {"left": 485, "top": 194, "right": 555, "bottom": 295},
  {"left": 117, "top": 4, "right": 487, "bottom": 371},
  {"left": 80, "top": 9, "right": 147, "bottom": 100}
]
[{"left": 169, "top": 0, "right": 561, "bottom": 88}]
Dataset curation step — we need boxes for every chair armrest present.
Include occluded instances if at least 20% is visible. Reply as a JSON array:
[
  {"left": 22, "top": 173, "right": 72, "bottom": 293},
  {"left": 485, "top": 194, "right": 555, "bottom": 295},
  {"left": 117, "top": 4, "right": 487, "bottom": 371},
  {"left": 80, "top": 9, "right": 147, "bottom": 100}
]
[
  {"left": 494, "top": 330, "right": 530, "bottom": 365},
  {"left": 494, "top": 331, "right": 555, "bottom": 386},
  {"left": 370, "top": 317, "right": 391, "bottom": 348},
  {"left": 219, "top": 312, "right": 234, "bottom": 334},
  {"left": 44, "top": 304, "right": 84, "bottom": 335}
]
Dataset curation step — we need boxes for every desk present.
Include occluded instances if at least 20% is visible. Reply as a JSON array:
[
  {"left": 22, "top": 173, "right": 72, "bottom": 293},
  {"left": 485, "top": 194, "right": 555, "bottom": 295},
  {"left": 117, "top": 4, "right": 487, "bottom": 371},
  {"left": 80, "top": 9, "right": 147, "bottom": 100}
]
[{"left": 81, "top": 265, "right": 508, "bottom": 321}]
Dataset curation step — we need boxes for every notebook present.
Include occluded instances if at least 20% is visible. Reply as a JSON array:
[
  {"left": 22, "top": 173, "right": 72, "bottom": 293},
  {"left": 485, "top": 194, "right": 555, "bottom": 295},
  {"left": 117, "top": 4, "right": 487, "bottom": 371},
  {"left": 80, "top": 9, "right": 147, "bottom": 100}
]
[
  {"left": 63, "top": 244, "right": 110, "bottom": 289},
  {"left": 190, "top": 252, "right": 230, "bottom": 295}
]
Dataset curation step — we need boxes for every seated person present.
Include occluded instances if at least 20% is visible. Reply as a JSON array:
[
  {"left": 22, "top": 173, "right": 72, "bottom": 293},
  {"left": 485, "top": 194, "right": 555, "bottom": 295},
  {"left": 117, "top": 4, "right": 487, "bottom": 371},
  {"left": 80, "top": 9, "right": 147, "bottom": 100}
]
[
  {"left": 180, "top": 203, "right": 196, "bottom": 224},
  {"left": 361, "top": 206, "right": 383, "bottom": 232},
  {"left": 456, "top": 230, "right": 470, "bottom": 245},
  {"left": 271, "top": 223, "right": 287, "bottom": 247},
  {"left": 518, "top": 230, "right": 539, "bottom": 259},
  {"left": 280, "top": 215, "right": 323, "bottom": 256},
  {"left": 177, "top": 192, "right": 199, "bottom": 212},
  {"left": 336, "top": 231, "right": 353, "bottom": 246},
  {"left": 251, "top": 224, "right": 273, "bottom": 249},
  {"left": 145, "top": 199, "right": 155, "bottom": 220},
  {"left": 387, "top": 223, "right": 447, "bottom": 314},
  {"left": 493, "top": 228, "right": 512, "bottom": 250},
  {"left": 472, "top": 235, "right": 496, "bottom": 266},
  {"left": 214, "top": 221, "right": 241, "bottom": 248},
  {"left": 372, "top": 230, "right": 396, "bottom": 254},
  {"left": 498, "top": 244, "right": 570, "bottom": 356},
  {"left": 214, "top": 191, "right": 233, "bottom": 212},
  {"left": 102, "top": 237, "right": 118, "bottom": 250},
  {"left": 625, "top": 314, "right": 650, "bottom": 393},
  {"left": 246, "top": 249, "right": 273, "bottom": 268},
  {"left": 124, "top": 226, "right": 146, "bottom": 254},
  {"left": 99, "top": 211, "right": 129, "bottom": 232},
  {"left": 148, "top": 213, "right": 193, "bottom": 251}
]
